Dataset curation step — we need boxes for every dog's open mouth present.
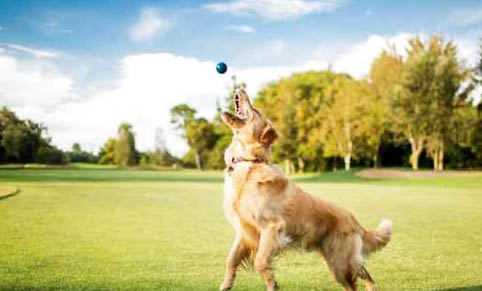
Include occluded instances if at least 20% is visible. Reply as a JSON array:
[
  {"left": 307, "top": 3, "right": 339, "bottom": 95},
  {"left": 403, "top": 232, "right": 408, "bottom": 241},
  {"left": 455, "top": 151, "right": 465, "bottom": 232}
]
[{"left": 234, "top": 90, "right": 249, "bottom": 120}]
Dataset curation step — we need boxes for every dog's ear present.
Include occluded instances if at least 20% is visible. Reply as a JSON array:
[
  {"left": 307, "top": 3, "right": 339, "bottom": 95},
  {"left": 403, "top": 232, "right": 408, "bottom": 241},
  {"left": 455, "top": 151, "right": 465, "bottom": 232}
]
[{"left": 260, "top": 125, "right": 277, "bottom": 146}]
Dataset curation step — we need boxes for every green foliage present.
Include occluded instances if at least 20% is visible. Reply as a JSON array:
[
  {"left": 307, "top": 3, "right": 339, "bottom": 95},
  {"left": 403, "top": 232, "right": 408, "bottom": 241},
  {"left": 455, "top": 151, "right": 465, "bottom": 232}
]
[
  {"left": 139, "top": 155, "right": 148, "bottom": 166},
  {"left": 170, "top": 104, "right": 196, "bottom": 129},
  {"left": 67, "top": 143, "right": 98, "bottom": 163},
  {"left": 0, "top": 107, "right": 50, "bottom": 163},
  {"left": 206, "top": 115, "right": 232, "bottom": 169},
  {"left": 171, "top": 104, "right": 221, "bottom": 170},
  {"left": 35, "top": 146, "right": 66, "bottom": 164},
  {"left": 393, "top": 35, "right": 473, "bottom": 170},
  {"left": 99, "top": 138, "right": 117, "bottom": 165},
  {"left": 114, "top": 123, "right": 137, "bottom": 166},
  {"left": 318, "top": 75, "right": 370, "bottom": 171},
  {"left": 72, "top": 143, "right": 82, "bottom": 153},
  {"left": 143, "top": 149, "right": 179, "bottom": 167},
  {"left": 256, "top": 71, "right": 341, "bottom": 172}
]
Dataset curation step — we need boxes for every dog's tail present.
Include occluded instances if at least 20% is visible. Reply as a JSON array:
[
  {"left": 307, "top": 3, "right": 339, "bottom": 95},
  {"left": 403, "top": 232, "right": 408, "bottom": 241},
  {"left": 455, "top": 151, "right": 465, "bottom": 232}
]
[{"left": 362, "top": 219, "right": 392, "bottom": 255}]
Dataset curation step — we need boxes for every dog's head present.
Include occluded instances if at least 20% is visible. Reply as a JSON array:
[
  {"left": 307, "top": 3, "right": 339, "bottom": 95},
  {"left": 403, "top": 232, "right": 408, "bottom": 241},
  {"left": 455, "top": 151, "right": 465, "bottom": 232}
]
[{"left": 221, "top": 89, "right": 277, "bottom": 167}]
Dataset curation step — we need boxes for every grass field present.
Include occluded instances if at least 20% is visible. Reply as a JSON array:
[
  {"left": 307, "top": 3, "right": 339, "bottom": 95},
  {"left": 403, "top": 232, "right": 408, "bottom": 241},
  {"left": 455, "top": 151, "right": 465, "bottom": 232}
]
[{"left": 0, "top": 167, "right": 481, "bottom": 291}]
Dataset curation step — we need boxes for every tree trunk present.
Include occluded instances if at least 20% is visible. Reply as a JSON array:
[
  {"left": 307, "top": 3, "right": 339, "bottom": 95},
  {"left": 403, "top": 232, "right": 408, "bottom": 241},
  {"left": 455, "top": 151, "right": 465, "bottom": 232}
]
[
  {"left": 344, "top": 141, "right": 353, "bottom": 171},
  {"left": 194, "top": 151, "right": 202, "bottom": 171},
  {"left": 431, "top": 139, "right": 444, "bottom": 171},
  {"left": 438, "top": 143, "right": 444, "bottom": 171},
  {"left": 434, "top": 141, "right": 444, "bottom": 171},
  {"left": 284, "top": 160, "right": 291, "bottom": 174},
  {"left": 409, "top": 135, "right": 424, "bottom": 171},
  {"left": 298, "top": 157, "right": 305, "bottom": 173},
  {"left": 411, "top": 150, "right": 421, "bottom": 170},
  {"left": 432, "top": 150, "right": 439, "bottom": 171},
  {"left": 373, "top": 153, "right": 379, "bottom": 169},
  {"left": 289, "top": 160, "right": 296, "bottom": 174},
  {"left": 344, "top": 153, "right": 351, "bottom": 171}
]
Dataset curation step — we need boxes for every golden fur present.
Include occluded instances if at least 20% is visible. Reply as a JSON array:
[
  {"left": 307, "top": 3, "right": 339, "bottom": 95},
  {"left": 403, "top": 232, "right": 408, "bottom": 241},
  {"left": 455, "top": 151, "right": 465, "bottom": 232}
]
[{"left": 220, "top": 90, "right": 392, "bottom": 291}]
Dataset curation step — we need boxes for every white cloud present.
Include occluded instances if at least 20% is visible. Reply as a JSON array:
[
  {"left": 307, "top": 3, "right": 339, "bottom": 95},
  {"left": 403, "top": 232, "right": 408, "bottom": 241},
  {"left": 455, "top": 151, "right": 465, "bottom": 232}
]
[
  {"left": 450, "top": 8, "right": 482, "bottom": 27},
  {"left": 0, "top": 54, "right": 76, "bottom": 115},
  {"left": 129, "top": 8, "right": 172, "bottom": 42},
  {"left": 330, "top": 33, "right": 415, "bottom": 78},
  {"left": 1, "top": 43, "right": 60, "bottom": 59},
  {"left": 205, "top": 0, "right": 344, "bottom": 20},
  {"left": 225, "top": 24, "right": 255, "bottom": 33},
  {"left": 0, "top": 26, "right": 3, "bottom": 31}
]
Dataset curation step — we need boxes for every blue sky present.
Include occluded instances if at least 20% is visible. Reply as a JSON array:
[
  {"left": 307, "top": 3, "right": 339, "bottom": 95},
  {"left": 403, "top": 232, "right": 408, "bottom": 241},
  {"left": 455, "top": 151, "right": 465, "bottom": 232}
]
[{"left": 0, "top": 0, "right": 481, "bottom": 155}]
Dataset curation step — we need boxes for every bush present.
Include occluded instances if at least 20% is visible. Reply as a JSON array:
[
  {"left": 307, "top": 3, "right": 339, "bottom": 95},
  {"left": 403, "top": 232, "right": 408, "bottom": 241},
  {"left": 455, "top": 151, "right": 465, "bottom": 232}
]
[
  {"left": 36, "top": 147, "right": 66, "bottom": 165},
  {"left": 68, "top": 151, "right": 99, "bottom": 163}
]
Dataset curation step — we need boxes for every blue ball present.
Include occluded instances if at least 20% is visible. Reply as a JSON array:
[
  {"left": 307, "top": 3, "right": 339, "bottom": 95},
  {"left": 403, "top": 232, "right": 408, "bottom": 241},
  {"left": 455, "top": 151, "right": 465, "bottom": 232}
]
[{"left": 216, "top": 62, "right": 227, "bottom": 74}]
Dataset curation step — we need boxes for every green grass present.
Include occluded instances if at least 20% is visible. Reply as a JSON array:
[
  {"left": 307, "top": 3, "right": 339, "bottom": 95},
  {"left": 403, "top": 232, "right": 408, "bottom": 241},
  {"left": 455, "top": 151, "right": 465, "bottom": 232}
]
[{"left": 0, "top": 168, "right": 481, "bottom": 291}]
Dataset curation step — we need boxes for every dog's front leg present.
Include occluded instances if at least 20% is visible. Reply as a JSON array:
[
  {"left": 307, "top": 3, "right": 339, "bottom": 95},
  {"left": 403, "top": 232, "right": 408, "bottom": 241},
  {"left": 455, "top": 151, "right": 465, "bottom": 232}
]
[
  {"left": 220, "top": 235, "right": 248, "bottom": 291},
  {"left": 255, "top": 225, "right": 280, "bottom": 291}
]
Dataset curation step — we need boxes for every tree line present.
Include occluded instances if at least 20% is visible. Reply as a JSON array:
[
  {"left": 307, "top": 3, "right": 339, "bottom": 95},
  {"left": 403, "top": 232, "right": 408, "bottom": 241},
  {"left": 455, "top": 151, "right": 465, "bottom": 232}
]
[{"left": 173, "top": 34, "right": 482, "bottom": 172}]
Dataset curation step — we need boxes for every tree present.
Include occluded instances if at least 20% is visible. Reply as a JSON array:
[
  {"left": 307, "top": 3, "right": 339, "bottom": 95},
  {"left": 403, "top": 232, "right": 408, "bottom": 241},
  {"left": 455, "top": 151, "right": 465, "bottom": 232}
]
[
  {"left": 185, "top": 118, "right": 218, "bottom": 170},
  {"left": 256, "top": 80, "right": 299, "bottom": 173},
  {"left": 367, "top": 49, "right": 404, "bottom": 167},
  {"left": 99, "top": 138, "right": 117, "bottom": 165},
  {"left": 396, "top": 35, "right": 471, "bottom": 170},
  {"left": 171, "top": 105, "right": 219, "bottom": 170},
  {"left": 68, "top": 142, "right": 98, "bottom": 163},
  {"left": 72, "top": 143, "right": 82, "bottom": 153},
  {"left": 36, "top": 146, "right": 66, "bottom": 164},
  {"left": 114, "top": 123, "right": 136, "bottom": 166},
  {"left": 392, "top": 38, "right": 431, "bottom": 170},
  {"left": 170, "top": 104, "right": 196, "bottom": 130},
  {"left": 318, "top": 75, "right": 368, "bottom": 171},
  {"left": 447, "top": 104, "right": 481, "bottom": 168},
  {"left": 256, "top": 72, "right": 336, "bottom": 173},
  {"left": 146, "top": 127, "right": 179, "bottom": 167},
  {"left": 0, "top": 107, "right": 49, "bottom": 163}
]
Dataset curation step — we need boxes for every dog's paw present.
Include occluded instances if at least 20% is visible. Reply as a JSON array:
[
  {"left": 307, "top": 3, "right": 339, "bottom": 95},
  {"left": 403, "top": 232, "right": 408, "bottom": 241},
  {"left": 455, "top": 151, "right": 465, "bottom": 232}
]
[
  {"left": 219, "top": 283, "right": 232, "bottom": 291},
  {"left": 266, "top": 281, "right": 278, "bottom": 291}
]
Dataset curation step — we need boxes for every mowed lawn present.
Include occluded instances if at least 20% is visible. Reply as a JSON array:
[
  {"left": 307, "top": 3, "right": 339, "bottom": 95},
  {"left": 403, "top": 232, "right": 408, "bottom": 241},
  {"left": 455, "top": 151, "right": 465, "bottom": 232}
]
[{"left": 0, "top": 167, "right": 481, "bottom": 291}]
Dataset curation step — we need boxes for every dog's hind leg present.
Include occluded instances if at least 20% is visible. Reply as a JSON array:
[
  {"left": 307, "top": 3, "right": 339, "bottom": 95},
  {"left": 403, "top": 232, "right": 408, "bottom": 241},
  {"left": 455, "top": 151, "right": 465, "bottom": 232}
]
[
  {"left": 334, "top": 267, "right": 358, "bottom": 291},
  {"left": 359, "top": 266, "right": 376, "bottom": 291},
  {"left": 220, "top": 236, "right": 249, "bottom": 291},
  {"left": 322, "top": 233, "right": 363, "bottom": 291},
  {"left": 254, "top": 225, "right": 280, "bottom": 291}
]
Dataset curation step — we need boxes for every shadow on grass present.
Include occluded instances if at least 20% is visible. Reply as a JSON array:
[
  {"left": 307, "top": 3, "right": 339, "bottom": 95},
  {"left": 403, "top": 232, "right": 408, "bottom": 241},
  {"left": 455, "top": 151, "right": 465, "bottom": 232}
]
[
  {"left": 433, "top": 286, "right": 482, "bottom": 291},
  {"left": 0, "top": 188, "right": 19, "bottom": 202}
]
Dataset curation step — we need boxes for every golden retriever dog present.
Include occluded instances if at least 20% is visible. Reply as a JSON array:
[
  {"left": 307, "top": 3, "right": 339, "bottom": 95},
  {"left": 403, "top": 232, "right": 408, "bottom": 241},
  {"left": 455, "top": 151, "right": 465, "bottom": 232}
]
[{"left": 219, "top": 90, "right": 392, "bottom": 291}]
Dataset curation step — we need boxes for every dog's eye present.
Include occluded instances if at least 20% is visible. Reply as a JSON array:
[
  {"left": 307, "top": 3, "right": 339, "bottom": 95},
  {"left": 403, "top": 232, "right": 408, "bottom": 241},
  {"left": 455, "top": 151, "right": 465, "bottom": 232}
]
[{"left": 231, "top": 157, "right": 235, "bottom": 163}]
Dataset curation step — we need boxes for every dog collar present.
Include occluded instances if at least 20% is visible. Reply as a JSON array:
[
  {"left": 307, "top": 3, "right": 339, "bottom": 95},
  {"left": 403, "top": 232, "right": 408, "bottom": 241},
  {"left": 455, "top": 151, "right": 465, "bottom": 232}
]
[{"left": 227, "top": 157, "right": 266, "bottom": 172}]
